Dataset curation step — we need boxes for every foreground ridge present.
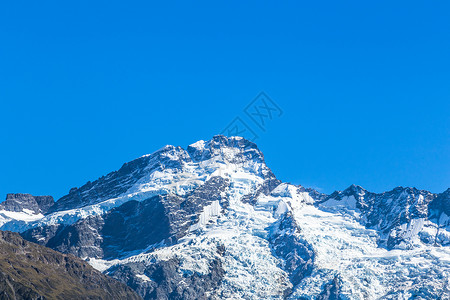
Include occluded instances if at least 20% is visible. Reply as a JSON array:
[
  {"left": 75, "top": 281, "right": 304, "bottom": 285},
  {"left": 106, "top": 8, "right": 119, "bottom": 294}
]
[{"left": 0, "top": 230, "right": 141, "bottom": 299}]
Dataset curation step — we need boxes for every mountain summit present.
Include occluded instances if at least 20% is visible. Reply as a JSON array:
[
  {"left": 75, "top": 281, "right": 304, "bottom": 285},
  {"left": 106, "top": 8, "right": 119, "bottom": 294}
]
[{"left": 1, "top": 135, "right": 449, "bottom": 299}]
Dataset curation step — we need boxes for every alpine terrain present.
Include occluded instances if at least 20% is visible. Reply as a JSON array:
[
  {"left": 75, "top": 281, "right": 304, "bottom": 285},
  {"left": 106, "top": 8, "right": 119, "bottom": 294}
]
[
  {"left": 1, "top": 135, "right": 449, "bottom": 299},
  {"left": 0, "top": 230, "right": 140, "bottom": 299}
]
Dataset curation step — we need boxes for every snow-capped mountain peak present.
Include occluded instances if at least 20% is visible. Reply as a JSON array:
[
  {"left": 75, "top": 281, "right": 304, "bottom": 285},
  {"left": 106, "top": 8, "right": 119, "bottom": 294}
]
[{"left": 1, "top": 136, "right": 449, "bottom": 299}]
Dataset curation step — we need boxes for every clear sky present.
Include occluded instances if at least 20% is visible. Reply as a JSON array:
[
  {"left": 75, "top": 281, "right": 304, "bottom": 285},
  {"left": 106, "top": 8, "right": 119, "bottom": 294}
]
[{"left": 1, "top": 1, "right": 449, "bottom": 201}]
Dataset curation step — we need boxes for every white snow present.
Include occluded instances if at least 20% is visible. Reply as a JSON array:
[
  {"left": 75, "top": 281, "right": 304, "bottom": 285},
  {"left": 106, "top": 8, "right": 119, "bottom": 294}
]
[
  {"left": 85, "top": 158, "right": 292, "bottom": 299},
  {"left": 188, "top": 140, "right": 206, "bottom": 151},
  {"left": 135, "top": 274, "right": 152, "bottom": 282},
  {"left": 0, "top": 210, "right": 44, "bottom": 222},
  {"left": 0, "top": 210, "right": 44, "bottom": 229},
  {"left": 86, "top": 257, "right": 120, "bottom": 272},
  {"left": 288, "top": 202, "right": 450, "bottom": 299}
]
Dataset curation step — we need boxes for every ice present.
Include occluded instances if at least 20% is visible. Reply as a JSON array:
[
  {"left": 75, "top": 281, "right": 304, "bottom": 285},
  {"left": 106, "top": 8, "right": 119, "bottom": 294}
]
[
  {"left": 189, "top": 200, "right": 221, "bottom": 232},
  {"left": 322, "top": 195, "right": 358, "bottom": 210},
  {"left": 86, "top": 257, "right": 120, "bottom": 272},
  {"left": 0, "top": 210, "right": 44, "bottom": 229},
  {"left": 86, "top": 160, "right": 291, "bottom": 298},
  {"left": 289, "top": 202, "right": 450, "bottom": 299}
]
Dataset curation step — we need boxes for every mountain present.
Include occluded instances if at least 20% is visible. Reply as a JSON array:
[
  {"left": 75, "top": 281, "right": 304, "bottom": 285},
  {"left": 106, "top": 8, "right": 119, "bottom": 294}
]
[
  {"left": 0, "top": 230, "right": 141, "bottom": 299},
  {"left": 0, "top": 193, "right": 54, "bottom": 214},
  {"left": 0, "top": 194, "right": 55, "bottom": 233},
  {"left": 320, "top": 184, "right": 450, "bottom": 249},
  {"left": 1, "top": 135, "right": 449, "bottom": 299}
]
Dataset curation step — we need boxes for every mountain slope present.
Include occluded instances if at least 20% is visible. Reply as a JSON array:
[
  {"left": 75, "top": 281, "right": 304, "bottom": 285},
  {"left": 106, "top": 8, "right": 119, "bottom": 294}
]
[
  {"left": 0, "top": 194, "right": 55, "bottom": 232},
  {"left": 320, "top": 185, "right": 450, "bottom": 249},
  {"left": 0, "top": 193, "right": 54, "bottom": 214},
  {"left": 0, "top": 230, "right": 141, "bottom": 300},
  {"left": 1, "top": 135, "right": 449, "bottom": 299}
]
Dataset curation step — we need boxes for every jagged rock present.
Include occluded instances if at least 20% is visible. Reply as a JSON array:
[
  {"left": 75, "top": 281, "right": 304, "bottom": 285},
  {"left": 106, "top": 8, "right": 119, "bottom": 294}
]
[
  {"left": 430, "top": 188, "right": 450, "bottom": 216},
  {"left": 23, "top": 176, "right": 231, "bottom": 260},
  {"left": 320, "top": 185, "right": 444, "bottom": 248},
  {"left": 316, "top": 276, "right": 342, "bottom": 300},
  {"left": 269, "top": 212, "right": 316, "bottom": 297},
  {"left": 108, "top": 254, "right": 225, "bottom": 300},
  {"left": 0, "top": 193, "right": 54, "bottom": 214}
]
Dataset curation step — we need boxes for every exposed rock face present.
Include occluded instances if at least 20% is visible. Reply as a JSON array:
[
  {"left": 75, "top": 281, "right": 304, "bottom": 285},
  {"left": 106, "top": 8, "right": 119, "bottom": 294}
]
[
  {"left": 430, "top": 188, "right": 450, "bottom": 216},
  {"left": 22, "top": 216, "right": 105, "bottom": 259},
  {"left": 241, "top": 177, "right": 281, "bottom": 205},
  {"left": 0, "top": 193, "right": 54, "bottom": 214},
  {"left": 428, "top": 188, "right": 450, "bottom": 246},
  {"left": 316, "top": 276, "right": 342, "bottom": 300},
  {"left": 0, "top": 230, "right": 141, "bottom": 300},
  {"left": 269, "top": 212, "right": 315, "bottom": 289},
  {"left": 47, "top": 154, "right": 160, "bottom": 213},
  {"left": 108, "top": 252, "right": 225, "bottom": 300},
  {"left": 23, "top": 176, "right": 231, "bottom": 260}
]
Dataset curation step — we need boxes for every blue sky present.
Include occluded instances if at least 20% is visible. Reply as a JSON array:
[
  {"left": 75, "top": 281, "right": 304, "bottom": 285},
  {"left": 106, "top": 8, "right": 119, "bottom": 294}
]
[{"left": 1, "top": 1, "right": 449, "bottom": 200}]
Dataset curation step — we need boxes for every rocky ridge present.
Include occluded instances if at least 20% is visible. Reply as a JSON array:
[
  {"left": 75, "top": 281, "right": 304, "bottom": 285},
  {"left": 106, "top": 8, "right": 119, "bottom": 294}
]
[{"left": 0, "top": 230, "right": 141, "bottom": 299}]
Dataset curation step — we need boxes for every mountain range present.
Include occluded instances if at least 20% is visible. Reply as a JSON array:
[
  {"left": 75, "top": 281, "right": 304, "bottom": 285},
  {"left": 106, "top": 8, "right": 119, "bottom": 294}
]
[{"left": 1, "top": 135, "right": 449, "bottom": 299}]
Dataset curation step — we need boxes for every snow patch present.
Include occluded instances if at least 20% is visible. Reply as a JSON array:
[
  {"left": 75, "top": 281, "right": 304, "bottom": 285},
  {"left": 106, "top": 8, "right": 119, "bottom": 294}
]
[{"left": 135, "top": 274, "right": 152, "bottom": 282}]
